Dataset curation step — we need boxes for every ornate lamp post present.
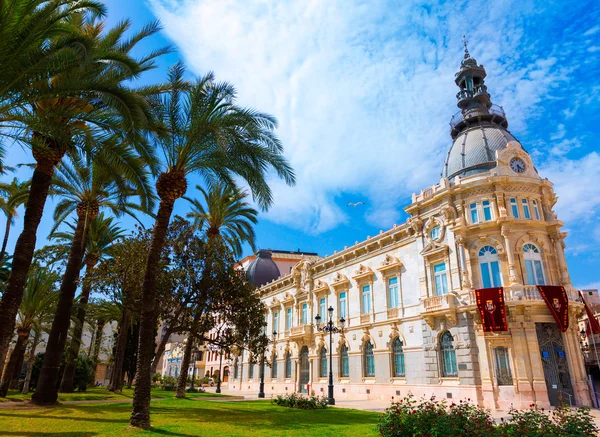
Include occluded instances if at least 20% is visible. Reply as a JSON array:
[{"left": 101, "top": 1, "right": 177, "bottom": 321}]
[
  {"left": 315, "top": 307, "right": 345, "bottom": 405},
  {"left": 258, "top": 330, "right": 277, "bottom": 399}
]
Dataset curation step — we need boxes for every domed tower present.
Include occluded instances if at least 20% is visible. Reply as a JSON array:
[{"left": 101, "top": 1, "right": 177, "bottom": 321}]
[
  {"left": 443, "top": 38, "right": 524, "bottom": 180},
  {"left": 246, "top": 250, "right": 281, "bottom": 287}
]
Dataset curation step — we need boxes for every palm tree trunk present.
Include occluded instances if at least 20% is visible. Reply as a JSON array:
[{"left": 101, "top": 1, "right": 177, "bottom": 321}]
[
  {"left": 22, "top": 331, "right": 41, "bottom": 394},
  {"left": 32, "top": 210, "right": 89, "bottom": 405},
  {"left": 91, "top": 319, "right": 105, "bottom": 377},
  {"left": 9, "top": 345, "right": 26, "bottom": 389},
  {"left": 0, "top": 216, "right": 11, "bottom": 263},
  {"left": 0, "top": 157, "right": 57, "bottom": 373},
  {"left": 151, "top": 326, "right": 174, "bottom": 375},
  {"left": 130, "top": 197, "right": 176, "bottom": 429},
  {"left": 60, "top": 257, "right": 98, "bottom": 393},
  {"left": 0, "top": 328, "right": 30, "bottom": 397},
  {"left": 109, "top": 310, "right": 129, "bottom": 393},
  {"left": 175, "top": 335, "right": 194, "bottom": 398}
]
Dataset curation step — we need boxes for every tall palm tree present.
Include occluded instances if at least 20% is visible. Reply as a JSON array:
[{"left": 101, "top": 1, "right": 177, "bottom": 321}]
[
  {"left": 0, "top": 265, "right": 59, "bottom": 396},
  {"left": 0, "top": 13, "right": 167, "bottom": 403},
  {"left": 186, "top": 183, "right": 257, "bottom": 257},
  {"left": 0, "top": 178, "right": 30, "bottom": 263},
  {"left": 130, "top": 63, "right": 295, "bottom": 429},
  {"left": 57, "top": 214, "right": 125, "bottom": 392},
  {"left": 34, "top": 140, "right": 154, "bottom": 401}
]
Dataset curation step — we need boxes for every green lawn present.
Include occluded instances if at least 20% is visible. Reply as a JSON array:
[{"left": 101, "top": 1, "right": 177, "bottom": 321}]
[
  {"left": 0, "top": 386, "right": 231, "bottom": 403},
  {"left": 0, "top": 396, "right": 380, "bottom": 436}
]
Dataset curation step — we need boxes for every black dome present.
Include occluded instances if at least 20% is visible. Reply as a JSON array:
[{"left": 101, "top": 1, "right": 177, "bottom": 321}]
[{"left": 246, "top": 250, "right": 280, "bottom": 287}]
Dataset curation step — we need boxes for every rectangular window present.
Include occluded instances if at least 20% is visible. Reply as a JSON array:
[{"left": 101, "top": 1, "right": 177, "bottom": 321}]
[
  {"left": 524, "top": 260, "right": 545, "bottom": 285},
  {"left": 286, "top": 308, "right": 292, "bottom": 330},
  {"left": 388, "top": 277, "right": 399, "bottom": 308},
  {"left": 510, "top": 198, "right": 519, "bottom": 218},
  {"left": 480, "top": 261, "right": 502, "bottom": 288},
  {"left": 532, "top": 200, "right": 540, "bottom": 220},
  {"left": 361, "top": 284, "right": 371, "bottom": 314},
  {"left": 482, "top": 200, "right": 492, "bottom": 221},
  {"left": 273, "top": 312, "right": 279, "bottom": 333},
  {"left": 434, "top": 263, "right": 448, "bottom": 295},
  {"left": 301, "top": 303, "right": 308, "bottom": 325},
  {"left": 319, "top": 298, "right": 326, "bottom": 321},
  {"left": 249, "top": 363, "right": 254, "bottom": 379},
  {"left": 494, "top": 347, "right": 513, "bottom": 386},
  {"left": 339, "top": 292, "right": 347, "bottom": 319},
  {"left": 470, "top": 203, "right": 479, "bottom": 224},
  {"left": 522, "top": 199, "right": 531, "bottom": 219}
]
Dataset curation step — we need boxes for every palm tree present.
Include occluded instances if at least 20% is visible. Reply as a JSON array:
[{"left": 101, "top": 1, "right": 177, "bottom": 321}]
[
  {"left": 0, "top": 265, "right": 59, "bottom": 396},
  {"left": 0, "top": 178, "right": 29, "bottom": 263},
  {"left": 57, "top": 214, "right": 125, "bottom": 392},
  {"left": 34, "top": 139, "right": 155, "bottom": 400},
  {"left": 130, "top": 63, "right": 295, "bottom": 429},
  {"left": 186, "top": 183, "right": 257, "bottom": 257}
]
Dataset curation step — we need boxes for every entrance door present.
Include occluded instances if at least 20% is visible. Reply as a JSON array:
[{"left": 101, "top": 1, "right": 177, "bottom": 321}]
[
  {"left": 299, "top": 346, "right": 310, "bottom": 393},
  {"left": 536, "top": 323, "right": 575, "bottom": 406},
  {"left": 223, "top": 366, "right": 229, "bottom": 382}
]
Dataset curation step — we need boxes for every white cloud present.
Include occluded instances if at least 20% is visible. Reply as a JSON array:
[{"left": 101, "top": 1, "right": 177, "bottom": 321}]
[{"left": 149, "top": 0, "right": 587, "bottom": 234}]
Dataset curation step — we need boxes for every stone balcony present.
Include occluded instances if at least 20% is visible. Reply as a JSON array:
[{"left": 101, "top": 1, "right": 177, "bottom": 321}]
[
  {"left": 421, "top": 293, "right": 458, "bottom": 328},
  {"left": 289, "top": 324, "right": 313, "bottom": 341}
]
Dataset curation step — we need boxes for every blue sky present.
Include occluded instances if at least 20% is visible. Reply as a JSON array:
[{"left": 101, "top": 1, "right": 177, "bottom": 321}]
[{"left": 4, "top": 0, "right": 600, "bottom": 289}]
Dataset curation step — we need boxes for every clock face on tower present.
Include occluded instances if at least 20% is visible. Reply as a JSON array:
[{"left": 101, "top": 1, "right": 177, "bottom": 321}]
[{"left": 510, "top": 157, "right": 526, "bottom": 173}]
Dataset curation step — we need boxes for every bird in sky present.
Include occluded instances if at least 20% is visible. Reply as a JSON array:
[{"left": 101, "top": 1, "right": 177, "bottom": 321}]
[{"left": 347, "top": 201, "right": 365, "bottom": 207}]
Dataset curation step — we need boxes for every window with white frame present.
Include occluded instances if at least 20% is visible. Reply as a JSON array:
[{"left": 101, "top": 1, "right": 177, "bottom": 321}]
[
  {"left": 478, "top": 246, "right": 502, "bottom": 288},
  {"left": 433, "top": 262, "right": 448, "bottom": 295},
  {"left": 522, "top": 243, "right": 545, "bottom": 285},
  {"left": 510, "top": 198, "right": 519, "bottom": 218},
  {"left": 339, "top": 291, "right": 347, "bottom": 319},
  {"left": 319, "top": 297, "right": 326, "bottom": 321},
  {"left": 301, "top": 303, "right": 308, "bottom": 325},
  {"left": 361, "top": 284, "right": 372, "bottom": 314},
  {"left": 522, "top": 199, "right": 531, "bottom": 219},
  {"left": 532, "top": 200, "right": 540, "bottom": 220},
  {"left": 273, "top": 311, "right": 279, "bottom": 333},
  {"left": 482, "top": 200, "right": 492, "bottom": 221},
  {"left": 470, "top": 203, "right": 479, "bottom": 224},
  {"left": 285, "top": 307, "right": 292, "bottom": 330},
  {"left": 388, "top": 277, "right": 399, "bottom": 308}
]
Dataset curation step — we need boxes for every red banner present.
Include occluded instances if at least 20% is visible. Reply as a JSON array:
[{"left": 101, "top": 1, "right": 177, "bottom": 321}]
[
  {"left": 580, "top": 291, "right": 600, "bottom": 335},
  {"left": 475, "top": 287, "right": 508, "bottom": 332},
  {"left": 537, "top": 286, "right": 569, "bottom": 332}
]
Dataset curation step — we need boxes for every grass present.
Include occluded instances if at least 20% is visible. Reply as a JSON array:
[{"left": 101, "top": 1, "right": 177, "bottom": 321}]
[
  {"left": 0, "top": 396, "right": 380, "bottom": 436},
  {"left": 0, "top": 386, "right": 231, "bottom": 403}
]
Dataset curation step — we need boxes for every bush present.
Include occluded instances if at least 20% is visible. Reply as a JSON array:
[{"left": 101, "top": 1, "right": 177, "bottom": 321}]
[
  {"left": 378, "top": 395, "right": 599, "bottom": 437},
  {"left": 186, "top": 386, "right": 205, "bottom": 393},
  {"left": 73, "top": 355, "right": 95, "bottom": 392},
  {"left": 152, "top": 373, "right": 162, "bottom": 385},
  {"left": 161, "top": 375, "right": 177, "bottom": 391},
  {"left": 272, "top": 392, "right": 328, "bottom": 410}
]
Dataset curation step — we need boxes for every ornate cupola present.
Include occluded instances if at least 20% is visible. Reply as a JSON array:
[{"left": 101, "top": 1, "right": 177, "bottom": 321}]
[{"left": 443, "top": 38, "right": 522, "bottom": 180}]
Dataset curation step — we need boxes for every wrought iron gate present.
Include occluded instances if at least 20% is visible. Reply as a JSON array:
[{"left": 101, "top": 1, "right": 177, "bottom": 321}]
[
  {"left": 536, "top": 323, "right": 575, "bottom": 406},
  {"left": 299, "top": 346, "right": 310, "bottom": 393}
]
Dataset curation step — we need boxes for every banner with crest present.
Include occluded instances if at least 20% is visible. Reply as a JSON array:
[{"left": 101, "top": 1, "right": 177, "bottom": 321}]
[
  {"left": 537, "top": 285, "right": 569, "bottom": 332},
  {"left": 580, "top": 291, "right": 600, "bottom": 335},
  {"left": 475, "top": 287, "right": 508, "bottom": 332}
]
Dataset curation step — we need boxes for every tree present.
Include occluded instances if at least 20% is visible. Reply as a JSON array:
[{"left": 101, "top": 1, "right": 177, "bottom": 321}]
[
  {"left": 87, "top": 299, "right": 121, "bottom": 380},
  {"left": 0, "top": 178, "right": 30, "bottom": 263},
  {"left": 0, "top": 265, "right": 59, "bottom": 396},
  {"left": 0, "top": 11, "right": 166, "bottom": 385},
  {"left": 130, "top": 63, "right": 295, "bottom": 429},
  {"left": 186, "top": 182, "right": 258, "bottom": 257},
  {"left": 57, "top": 214, "right": 125, "bottom": 392}
]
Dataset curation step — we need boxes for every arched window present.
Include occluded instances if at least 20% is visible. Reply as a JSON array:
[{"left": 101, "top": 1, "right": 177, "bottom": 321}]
[
  {"left": 340, "top": 344, "right": 349, "bottom": 377},
  {"left": 284, "top": 351, "right": 292, "bottom": 379},
  {"left": 271, "top": 353, "right": 278, "bottom": 379},
  {"left": 233, "top": 358, "right": 239, "bottom": 379},
  {"left": 392, "top": 338, "right": 405, "bottom": 377},
  {"left": 479, "top": 246, "right": 502, "bottom": 288},
  {"left": 522, "top": 244, "right": 545, "bottom": 285},
  {"left": 364, "top": 341, "right": 375, "bottom": 377},
  {"left": 494, "top": 347, "right": 512, "bottom": 386},
  {"left": 320, "top": 347, "right": 327, "bottom": 377},
  {"left": 248, "top": 360, "right": 254, "bottom": 379},
  {"left": 440, "top": 332, "right": 457, "bottom": 377}
]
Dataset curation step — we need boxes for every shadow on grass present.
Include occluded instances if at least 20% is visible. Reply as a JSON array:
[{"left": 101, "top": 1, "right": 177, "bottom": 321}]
[{"left": 1, "top": 433, "right": 97, "bottom": 436}]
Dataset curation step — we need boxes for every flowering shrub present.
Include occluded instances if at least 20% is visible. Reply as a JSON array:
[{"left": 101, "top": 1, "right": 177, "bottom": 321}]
[
  {"left": 378, "top": 395, "right": 599, "bottom": 437},
  {"left": 161, "top": 375, "right": 177, "bottom": 391},
  {"left": 272, "top": 392, "right": 328, "bottom": 410}
]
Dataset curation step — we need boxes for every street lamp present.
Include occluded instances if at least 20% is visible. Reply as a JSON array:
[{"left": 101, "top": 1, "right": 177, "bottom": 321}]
[
  {"left": 315, "top": 306, "right": 345, "bottom": 405},
  {"left": 189, "top": 345, "right": 201, "bottom": 391},
  {"left": 216, "top": 347, "right": 223, "bottom": 394},
  {"left": 258, "top": 330, "right": 277, "bottom": 399}
]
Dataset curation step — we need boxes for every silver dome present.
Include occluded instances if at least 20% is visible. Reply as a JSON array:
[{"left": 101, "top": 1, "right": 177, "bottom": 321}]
[{"left": 443, "top": 122, "right": 520, "bottom": 179}]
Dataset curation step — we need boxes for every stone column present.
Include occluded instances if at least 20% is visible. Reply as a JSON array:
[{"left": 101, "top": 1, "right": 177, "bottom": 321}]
[
  {"left": 551, "top": 232, "right": 571, "bottom": 286},
  {"left": 564, "top": 318, "right": 592, "bottom": 406},
  {"left": 455, "top": 235, "right": 471, "bottom": 290},
  {"left": 501, "top": 226, "right": 520, "bottom": 286}
]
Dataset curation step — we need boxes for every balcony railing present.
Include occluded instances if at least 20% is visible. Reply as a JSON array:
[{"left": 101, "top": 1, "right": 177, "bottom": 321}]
[
  {"left": 504, "top": 285, "right": 580, "bottom": 302},
  {"left": 423, "top": 293, "right": 456, "bottom": 312},
  {"left": 449, "top": 104, "right": 506, "bottom": 130},
  {"left": 289, "top": 324, "right": 313, "bottom": 337}
]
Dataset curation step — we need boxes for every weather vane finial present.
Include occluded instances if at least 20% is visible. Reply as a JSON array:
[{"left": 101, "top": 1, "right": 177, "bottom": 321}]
[{"left": 463, "top": 35, "right": 470, "bottom": 59}]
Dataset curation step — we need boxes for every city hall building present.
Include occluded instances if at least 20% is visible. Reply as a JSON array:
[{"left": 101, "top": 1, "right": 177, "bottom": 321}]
[{"left": 228, "top": 49, "right": 592, "bottom": 409}]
